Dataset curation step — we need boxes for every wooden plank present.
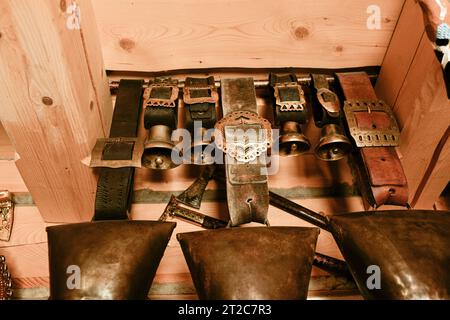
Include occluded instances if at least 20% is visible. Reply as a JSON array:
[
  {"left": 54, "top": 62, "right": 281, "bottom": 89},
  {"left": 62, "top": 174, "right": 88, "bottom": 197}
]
[
  {"left": 0, "top": 161, "right": 28, "bottom": 192},
  {"left": 92, "top": 0, "right": 404, "bottom": 72},
  {"left": 375, "top": 0, "right": 425, "bottom": 116},
  {"left": 1, "top": 197, "right": 364, "bottom": 289},
  {"left": 396, "top": 35, "right": 450, "bottom": 208},
  {"left": 412, "top": 130, "right": 450, "bottom": 208},
  {"left": 0, "top": 123, "right": 15, "bottom": 160},
  {"left": 0, "top": 0, "right": 112, "bottom": 222}
]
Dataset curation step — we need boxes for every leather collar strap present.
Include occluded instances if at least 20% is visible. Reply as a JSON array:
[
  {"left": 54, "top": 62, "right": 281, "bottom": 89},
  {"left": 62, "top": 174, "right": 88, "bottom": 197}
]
[
  {"left": 183, "top": 76, "right": 217, "bottom": 132},
  {"left": 215, "top": 78, "right": 270, "bottom": 226},
  {"left": 269, "top": 73, "right": 308, "bottom": 125},
  {"left": 336, "top": 72, "right": 408, "bottom": 207},
  {"left": 94, "top": 80, "right": 144, "bottom": 220},
  {"left": 311, "top": 74, "right": 341, "bottom": 127}
]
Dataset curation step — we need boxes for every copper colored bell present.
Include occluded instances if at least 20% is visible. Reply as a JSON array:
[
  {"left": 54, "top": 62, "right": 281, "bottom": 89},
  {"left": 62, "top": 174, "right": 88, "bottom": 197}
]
[
  {"left": 269, "top": 192, "right": 450, "bottom": 299},
  {"left": 314, "top": 124, "right": 352, "bottom": 161},
  {"left": 177, "top": 227, "right": 320, "bottom": 300},
  {"left": 278, "top": 121, "right": 310, "bottom": 157},
  {"left": 142, "top": 125, "right": 180, "bottom": 170},
  {"left": 329, "top": 210, "right": 450, "bottom": 300},
  {"left": 187, "top": 127, "right": 215, "bottom": 165},
  {"left": 47, "top": 220, "right": 176, "bottom": 300}
]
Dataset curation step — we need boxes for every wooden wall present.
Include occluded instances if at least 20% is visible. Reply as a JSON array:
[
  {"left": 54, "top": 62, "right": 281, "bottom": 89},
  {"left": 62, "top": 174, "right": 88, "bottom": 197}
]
[
  {"left": 375, "top": 0, "right": 450, "bottom": 209},
  {"left": 1, "top": 0, "right": 450, "bottom": 300},
  {"left": 92, "top": 0, "right": 404, "bottom": 72}
]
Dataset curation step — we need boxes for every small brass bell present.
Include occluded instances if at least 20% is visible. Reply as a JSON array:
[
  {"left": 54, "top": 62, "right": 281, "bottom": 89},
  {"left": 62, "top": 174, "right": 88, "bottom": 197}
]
[
  {"left": 187, "top": 127, "right": 215, "bottom": 165},
  {"left": 278, "top": 121, "right": 311, "bottom": 157},
  {"left": 315, "top": 124, "right": 352, "bottom": 161},
  {"left": 142, "top": 125, "right": 180, "bottom": 170}
]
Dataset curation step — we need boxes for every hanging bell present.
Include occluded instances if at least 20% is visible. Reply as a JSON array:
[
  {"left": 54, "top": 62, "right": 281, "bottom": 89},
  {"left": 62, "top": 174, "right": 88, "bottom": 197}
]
[
  {"left": 142, "top": 125, "right": 180, "bottom": 170},
  {"left": 186, "top": 127, "right": 215, "bottom": 165},
  {"left": 177, "top": 227, "right": 319, "bottom": 300},
  {"left": 279, "top": 121, "right": 311, "bottom": 157},
  {"left": 315, "top": 124, "right": 352, "bottom": 161},
  {"left": 47, "top": 221, "right": 176, "bottom": 300}
]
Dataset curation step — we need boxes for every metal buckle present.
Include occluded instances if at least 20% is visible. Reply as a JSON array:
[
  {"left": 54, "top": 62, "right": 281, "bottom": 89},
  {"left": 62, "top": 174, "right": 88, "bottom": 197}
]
[
  {"left": 214, "top": 111, "right": 272, "bottom": 163},
  {"left": 273, "top": 82, "right": 305, "bottom": 111},
  {"left": 89, "top": 137, "right": 144, "bottom": 168},
  {"left": 0, "top": 255, "right": 13, "bottom": 299},
  {"left": 0, "top": 191, "right": 14, "bottom": 242},
  {"left": 344, "top": 100, "right": 400, "bottom": 147},
  {"left": 144, "top": 79, "right": 179, "bottom": 108},
  {"left": 183, "top": 84, "right": 219, "bottom": 105},
  {"left": 316, "top": 88, "right": 340, "bottom": 118}
]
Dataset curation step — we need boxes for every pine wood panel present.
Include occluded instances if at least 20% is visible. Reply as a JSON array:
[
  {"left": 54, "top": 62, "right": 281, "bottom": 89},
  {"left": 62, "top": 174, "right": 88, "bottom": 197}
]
[
  {"left": 375, "top": 0, "right": 425, "bottom": 117},
  {"left": 0, "top": 0, "right": 112, "bottom": 222},
  {"left": 396, "top": 35, "right": 450, "bottom": 208},
  {"left": 92, "top": 0, "right": 404, "bottom": 72}
]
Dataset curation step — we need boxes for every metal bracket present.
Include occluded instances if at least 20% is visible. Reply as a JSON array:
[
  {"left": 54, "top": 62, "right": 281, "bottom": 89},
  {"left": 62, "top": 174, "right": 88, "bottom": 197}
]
[
  {"left": 344, "top": 100, "right": 400, "bottom": 147},
  {"left": 89, "top": 137, "right": 144, "bottom": 168},
  {"left": 316, "top": 88, "right": 340, "bottom": 118},
  {"left": 183, "top": 84, "right": 219, "bottom": 105},
  {"left": 0, "top": 191, "right": 14, "bottom": 242},
  {"left": 273, "top": 83, "right": 306, "bottom": 111},
  {"left": 144, "top": 79, "right": 179, "bottom": 108}
]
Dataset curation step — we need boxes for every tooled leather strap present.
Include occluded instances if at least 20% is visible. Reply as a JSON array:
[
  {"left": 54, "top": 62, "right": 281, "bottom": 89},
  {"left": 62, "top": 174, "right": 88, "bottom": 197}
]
[
  {"left": 311, "top": 74, "right": 341, "bottom": 127},
  {"left": 217, "top": 78, "right": 270, "bottom": 226},
  {"left": 183, "top": 76, "right": 217, "bottom": 132},
  {"left": 269, "top": 73, "right": 308, "bottom": 125},
  {"left": 94, "top": 80, "right": 144, "bottom": 220},
  {"left": 143, "top": 78, "right": 178, "bottom": 130},
  {"left": 336, "top": 72, "right": 408, "bottom": 207}
]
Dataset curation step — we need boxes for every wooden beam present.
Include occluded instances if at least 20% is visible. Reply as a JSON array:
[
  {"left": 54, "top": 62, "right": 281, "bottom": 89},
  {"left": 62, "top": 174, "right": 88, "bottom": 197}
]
[
  {"left": 92, "top": 0, "right": 404, "bottom": 72},
  {"left": 375, "top": 0, "right": 424, "bottom": 118},
  {"left": 396, "top": 35, "right": 450, "bottom": 208},
  {"left": 0, "top": 0, "right": 112, "bottom": 222}
]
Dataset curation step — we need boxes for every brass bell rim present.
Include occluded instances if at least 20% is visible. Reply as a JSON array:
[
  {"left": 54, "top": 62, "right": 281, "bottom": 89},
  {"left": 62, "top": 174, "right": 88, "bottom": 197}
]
[
  {"left": 142, "top": 143, "right": 181, "bottom": 170},
  {"left": 278, "top": 133, "right": 311, "bottom": 157},
  {"left": 314, "top": 139, "right": 352, "bottom": 161},
  {"left": 186, "top": 141, "right": 216, "bottom": 165}
]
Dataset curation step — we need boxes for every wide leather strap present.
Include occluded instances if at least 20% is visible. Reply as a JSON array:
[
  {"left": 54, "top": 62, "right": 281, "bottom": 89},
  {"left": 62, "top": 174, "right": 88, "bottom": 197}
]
[
  {"left": 336, "top": 72, "right": 408, "bottom": 207},
  {"left": 217, "top": 77, "right": 270, "bottom": 226},
  {"left": 94, "top": 80, "right": 144, "bottom": 220}
]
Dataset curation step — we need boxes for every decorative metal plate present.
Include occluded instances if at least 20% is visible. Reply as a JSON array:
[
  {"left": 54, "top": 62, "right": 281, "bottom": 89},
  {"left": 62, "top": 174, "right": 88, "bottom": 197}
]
[
  {"left": 183, "top": 84, "right": 218, "bottom": 105},
  {"left": 214, "top": 111, "right": 272, "bottom": 163},
  {"left": 144, "top": 79, "right": 179, "bottom": 108},
  {"left": 0, "top": 191, "right": 13, "bottom": 242},
  {"left": 0, "top": 255, "right": 12, "bottom": 300},
  {"left": 89, "top": 137, "right": 144, "bottom": 168},
  {"left": 274, "top": 83, "right": 305, "bottom": 111},
  {"left": 316, "top": 88, "right": 340, "bottom": 118},
  {"left": 344, "top": 100, "right": 400, "bottom": 147}
]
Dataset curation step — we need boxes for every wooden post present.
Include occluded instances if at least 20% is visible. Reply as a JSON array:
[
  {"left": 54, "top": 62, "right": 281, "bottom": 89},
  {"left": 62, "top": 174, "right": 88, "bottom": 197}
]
[
  {"left": 376, "top": 0, "right": 450, "bottom": 209},
  {"left": 0, "top": 0, "right": 112, "bottom": 222}
]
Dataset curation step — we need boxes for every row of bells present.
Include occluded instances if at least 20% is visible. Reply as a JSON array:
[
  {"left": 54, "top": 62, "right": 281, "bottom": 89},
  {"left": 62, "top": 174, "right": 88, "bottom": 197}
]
[{"left": 143, "top": 108, "right": 352, "bottom": 170}]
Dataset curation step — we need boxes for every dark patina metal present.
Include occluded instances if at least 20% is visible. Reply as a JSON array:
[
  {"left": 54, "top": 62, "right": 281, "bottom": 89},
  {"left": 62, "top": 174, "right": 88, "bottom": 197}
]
[
  {"left": 47, "top": 221, "right": 176, "bottom": 300},
  {"left": 176, "top": 165, "right": 215, "bottom": 209},
  {"left": 177, "top": 227, "right": 320, "bottom": 300},
  {"left": 269, "top": 190, "right": 450, "bottom": 299},
  {"left": 160, "top": 195, "right": 227, "bottom": 229}
]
